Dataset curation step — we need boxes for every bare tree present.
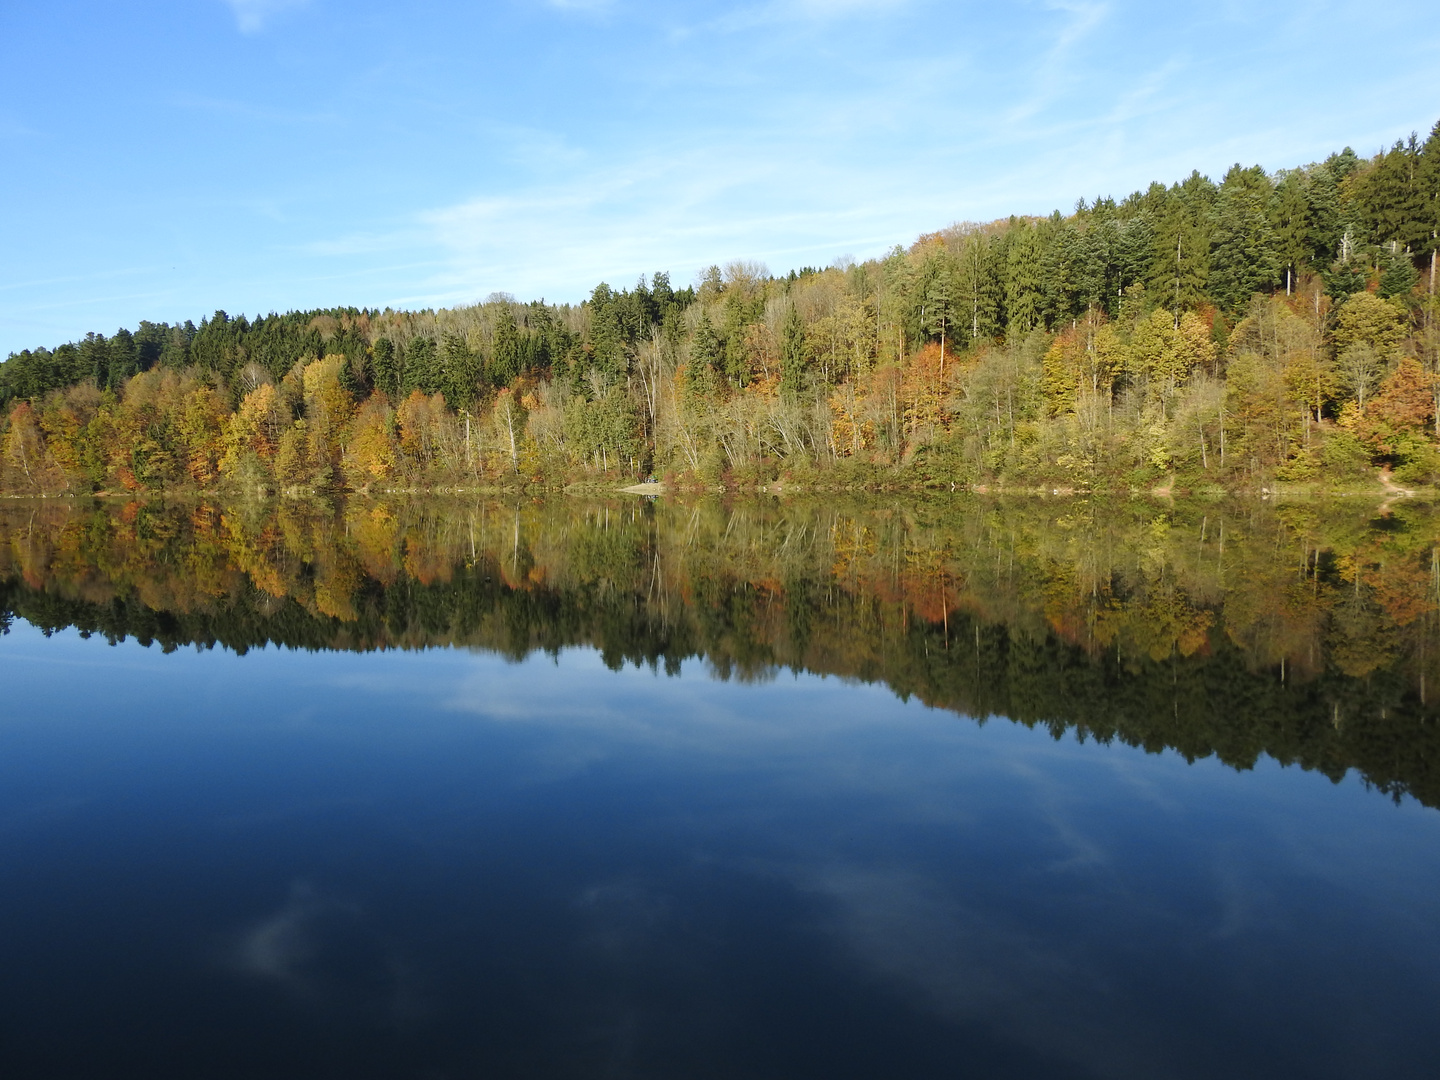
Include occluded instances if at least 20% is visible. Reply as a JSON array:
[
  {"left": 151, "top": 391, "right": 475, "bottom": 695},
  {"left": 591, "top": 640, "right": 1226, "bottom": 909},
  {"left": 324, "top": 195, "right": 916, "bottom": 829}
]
[{"left": 1338, "top": 343, "right": 1382, "bottom": 414}]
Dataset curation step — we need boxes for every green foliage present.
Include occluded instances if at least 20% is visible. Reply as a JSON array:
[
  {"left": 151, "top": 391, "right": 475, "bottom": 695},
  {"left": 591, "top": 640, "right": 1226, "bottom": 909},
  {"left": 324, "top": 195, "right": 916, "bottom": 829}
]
[
  {"left": 1209, "top": 165, "right": 1280, "bottom": 312},
  {"left": 691, "top": 312, "right": 722, "bottom": 377},
  {"left": 1392, "top": 434, "right": 1440, "bottom": 484},
  {"left": 372, "top": 338, "right": 398, "bottom": 398},
  {"left": 1004, "top": 220, "right": 1044, "bottom": 333},
  {"left": 779, "top": 304, "right": 810, "bottom": 395},
  {"left": 1379, "top": 246, "right": 1420, "bottom": 299},
  {"left": 564, "top": 381, "right": 642, "bottom": 472},
  {"left": 402, "top": 336, "right": 439, "bottom": 396},
  {"left": 439, "top": 333, "right": 482, "bottom": 409},
  {"left": 489, "top": 309, "right": 521, "bottom": 387},
  {"left": 1320, "top": 429, "right": 1370, "bottom": 474}
]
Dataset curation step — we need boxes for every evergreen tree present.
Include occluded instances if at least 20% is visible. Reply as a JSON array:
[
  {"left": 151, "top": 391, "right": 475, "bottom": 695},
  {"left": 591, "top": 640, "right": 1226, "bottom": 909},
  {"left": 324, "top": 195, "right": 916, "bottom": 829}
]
[
  {"left": 1071, "top": 217, "right": 1112, "bottom": 312},
  {"left": 1304, "top": 162, "right": 1346, "bottom": 266},
  {"left": 1148, "top": 171, "right": 1216, "bottom": 311},
  {"left": 1272, "top": 171, "right": 1311, "bottom": 290},
  {"left": 588, "top": 283, "right": 627, "bottom": 381},
  {"left": 402, "top": 336, "right": 438, "bottom": 396},
  {"left": 1210, "top": 166, "right": 1281, "bottom": 313},
  {"left": 721, "top": 284, "right": 760, "bottom": 386},
  {"left": 779, "top": 304, "right": 811, "bottom": 395},
  {"left": 924, "top": 266, "right": 956, "bottom": 356},
  {"left": 1037, "top": 212, "right": 1078, "bottom": 325},
  {"left": 440, "top": 333, "right": 482, "bottom": 409},
  {"left": 108, "top": 328, "right": 140, "bottom": 386},
  {"left": 134, "top": 322, "right": 169, "bottom": 371},
  {"left": 489, "top": 309, "right": 521, "bottom": 387},
  {"left": 79, "top": 333, "right": 112, "bottom": 388},
  {"left": 1417, "top": 121, "right": 1440, "bottom": 283},
  {"left": 691, "top": 311, "right": 722, "bottom": 377},
  {"left": 1004, "top": 220, "right": 1044, "bottom": 334},
  {"left": 1110, "top": 213, "right": 1155, "bottom": 311},
  {"left": 1379, "top": 245, "right": 1420, "bottom": 299},
  {"left": 1354, "top": 135, "right": 1425, "bottom": 252},
  {"left": 372, "top": 338, "right": 398, "bottom": 398}
]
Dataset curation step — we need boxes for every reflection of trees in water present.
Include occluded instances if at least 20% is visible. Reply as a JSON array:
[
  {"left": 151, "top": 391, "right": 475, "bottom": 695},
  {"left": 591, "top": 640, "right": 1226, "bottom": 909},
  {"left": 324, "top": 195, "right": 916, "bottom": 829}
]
[{"left": 4, "top": 495, "right": 1440, "bottom": 805}]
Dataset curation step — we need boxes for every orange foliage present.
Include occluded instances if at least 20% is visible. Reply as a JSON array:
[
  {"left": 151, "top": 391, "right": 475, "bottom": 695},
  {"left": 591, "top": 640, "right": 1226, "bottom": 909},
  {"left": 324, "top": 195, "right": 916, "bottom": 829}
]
[{"left": 1362, "top": 357, "right": 1435, "bottom": 453}]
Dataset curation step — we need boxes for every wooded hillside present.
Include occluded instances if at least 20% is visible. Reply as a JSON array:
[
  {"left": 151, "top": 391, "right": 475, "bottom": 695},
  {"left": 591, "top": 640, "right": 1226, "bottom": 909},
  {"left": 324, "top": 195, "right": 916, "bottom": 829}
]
[{"left": 4, "top": 120, "right": 1439, "bottom": 494}]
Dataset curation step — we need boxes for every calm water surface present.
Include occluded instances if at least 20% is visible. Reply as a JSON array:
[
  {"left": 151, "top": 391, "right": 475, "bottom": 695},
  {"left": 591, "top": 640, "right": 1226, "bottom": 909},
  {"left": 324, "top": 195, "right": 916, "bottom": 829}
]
[{"left": 1, "top": 496, "right": 1438, "bottom": 1078}]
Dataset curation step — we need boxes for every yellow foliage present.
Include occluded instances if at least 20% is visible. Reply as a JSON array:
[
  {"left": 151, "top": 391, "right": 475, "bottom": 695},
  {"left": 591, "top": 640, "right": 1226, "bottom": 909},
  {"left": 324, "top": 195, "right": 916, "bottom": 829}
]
[
  {"left": 828, "top": 384, "right": 874, "bottom": 456},
  {"left": 344, "top": 394, "right": 397, "bottom": 484},
  {"left": 220, "top": 383, "right": 282, "bottom": 477}
]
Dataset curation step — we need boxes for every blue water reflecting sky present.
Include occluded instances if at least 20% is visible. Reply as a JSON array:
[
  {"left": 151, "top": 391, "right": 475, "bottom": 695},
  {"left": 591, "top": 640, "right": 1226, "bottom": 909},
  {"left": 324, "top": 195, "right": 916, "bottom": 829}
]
[{"left": 1, "top": 620, "right": 1437, "bottom": 1079}]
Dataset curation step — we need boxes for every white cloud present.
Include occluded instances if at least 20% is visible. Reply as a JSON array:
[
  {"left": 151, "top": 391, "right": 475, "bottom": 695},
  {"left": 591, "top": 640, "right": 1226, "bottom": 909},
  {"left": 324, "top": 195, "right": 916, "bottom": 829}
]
[
  {"left": 223, "top": 0, "right": 310, "bottom": 34},
  {"left": 350, "top": 130, "right": 965, "bottom": 307},
  {"left": 691, "top": 0, "right": 908, "bottom": 36},
  {"left": 232, "top": 881, "right": 324, "bottom": 986},
  {"left": 226, "top": 879, "right": 426, "bottom": 1021},
  {"left": 542, "top": 0, "right": 616, "bottom": 13}
]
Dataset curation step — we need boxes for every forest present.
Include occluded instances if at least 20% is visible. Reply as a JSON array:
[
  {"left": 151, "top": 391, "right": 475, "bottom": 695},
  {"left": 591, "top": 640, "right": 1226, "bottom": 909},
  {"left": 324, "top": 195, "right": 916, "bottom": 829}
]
[
  {"left": 4, "top": 494, "right": 1440, "bottom": 807},
  {"left": 2, "top": 119, "right": 1439, "bottom": 495}
]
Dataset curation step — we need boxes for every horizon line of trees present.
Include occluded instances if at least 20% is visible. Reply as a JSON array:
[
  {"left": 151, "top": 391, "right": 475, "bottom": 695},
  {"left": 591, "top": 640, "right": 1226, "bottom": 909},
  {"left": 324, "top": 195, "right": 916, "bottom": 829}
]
[{"left": 3, "top": 119, "right": 1440, "bottom": 494}]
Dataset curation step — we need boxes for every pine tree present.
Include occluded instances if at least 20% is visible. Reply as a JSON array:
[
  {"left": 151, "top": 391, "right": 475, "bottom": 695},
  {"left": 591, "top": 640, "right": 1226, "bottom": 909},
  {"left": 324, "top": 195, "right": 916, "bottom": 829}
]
[
  {"left": 402, "top": 337, "right": 438, "bottom": 396},
  {"left": 78, "top": 333, "right": 112, "bottom": 388},
  {"left": 1004, "top": 220, "right": 1044, "bottom": 334},
  {"left": 691, "top": 311, "right": 722, "bottom": 379},
  {"left": 489, "top": 309, "right": 521, "bottom": 387},
  {"left": 1354, "top": 136, "right": 1425, "bottom": 251},
  {"left": 372, "top": 338, "right": 398, "bottom": 399},
  {"left": 1418, "top": 121, "right": 1440, "bottom": 291},
  {"left": 1210, "top": 168, "right": 1281, "bottom": 313},
  {"left": 588, "top": 283, "right": 626, "bottom": 381},
  {"left": 440, "top": 333, "right": 481, "bottom": 409},
  {"left": 1271, "top": 171, "right": 1311, "bottom": 291},
  {"left": 779, "top": 304, "right": 810, "bottom": 395}
]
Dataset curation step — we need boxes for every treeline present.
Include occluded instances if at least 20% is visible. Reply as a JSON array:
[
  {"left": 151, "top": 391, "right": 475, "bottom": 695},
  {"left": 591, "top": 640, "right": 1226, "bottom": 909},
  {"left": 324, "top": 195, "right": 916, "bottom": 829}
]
[
  {"left": 4, "top": 494, "right": 1440, "bottom": 807},
  {"left": 3, "top": 121, "right": 1440, "bottom": 494}
]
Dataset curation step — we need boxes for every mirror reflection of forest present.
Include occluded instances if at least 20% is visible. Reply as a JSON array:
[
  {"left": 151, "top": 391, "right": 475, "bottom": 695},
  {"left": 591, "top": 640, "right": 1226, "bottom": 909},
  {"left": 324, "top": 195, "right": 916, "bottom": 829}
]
[{"left": 5, "top": 493, "right": 1440, "bottom": 807}]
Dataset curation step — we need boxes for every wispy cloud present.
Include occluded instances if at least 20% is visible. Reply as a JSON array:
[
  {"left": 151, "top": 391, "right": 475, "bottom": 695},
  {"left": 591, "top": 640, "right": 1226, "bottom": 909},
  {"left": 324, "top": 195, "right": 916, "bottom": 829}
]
[
  {"left": 223, "top": 0, "right": 310, "bottom": 34},
  {"left": 170, "top": 92, "right": 338, "bottom": 126},
  {"left": 0, "top": 112, "right": 40, "bottom": 140},
  {"left": 408, "top": 155, "right": 907, "bottom": 303},
  {"left": 0, "top": 266, "right": 155, "bottom": 295},
  {"left": 542, "top": 0, "right": 617, "bottom": 14},
  {"left": 227, "top": 880, "right": 426, "bottom": 1021},
  {"left": 682, "top": 0, "right": 909, "bottom": 36},
  {"left": 1000, "top": 0, "right": 1112, "bottom": 126}
]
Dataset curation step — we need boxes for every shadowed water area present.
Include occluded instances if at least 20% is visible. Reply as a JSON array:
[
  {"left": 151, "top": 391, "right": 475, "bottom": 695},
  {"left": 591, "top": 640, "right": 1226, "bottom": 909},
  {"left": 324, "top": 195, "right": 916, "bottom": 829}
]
[{"left": 1, "top": 494, "right": 1438, "bottom": 1079}]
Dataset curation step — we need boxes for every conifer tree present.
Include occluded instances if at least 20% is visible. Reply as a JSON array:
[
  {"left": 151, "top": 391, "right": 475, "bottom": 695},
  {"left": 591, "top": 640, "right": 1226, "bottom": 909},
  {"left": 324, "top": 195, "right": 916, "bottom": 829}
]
[
  {"left": 372, "top": 338, "right": 398, "bottom": 399},
  {"left": 780, "top": 304, "right": 810, "bottom": 395},
  {"left": 691, "top": 311, "right": 722, "bottom": 380},
  {"left": 1210, "top": 167, "right": 1281, "bottom": 313},
  {"left": 489, "top": 309, "right": 521, "bottom": 388}
]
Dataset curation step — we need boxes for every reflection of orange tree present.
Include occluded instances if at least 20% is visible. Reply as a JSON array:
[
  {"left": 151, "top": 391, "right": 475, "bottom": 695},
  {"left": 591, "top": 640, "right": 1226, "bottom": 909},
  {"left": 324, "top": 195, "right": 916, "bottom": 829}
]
[
  {"left": 346, "top": 503, "right": 402, "bottom": 584},
  {"left": 221, "top": 508, "right": 294, "bottom": 601}
]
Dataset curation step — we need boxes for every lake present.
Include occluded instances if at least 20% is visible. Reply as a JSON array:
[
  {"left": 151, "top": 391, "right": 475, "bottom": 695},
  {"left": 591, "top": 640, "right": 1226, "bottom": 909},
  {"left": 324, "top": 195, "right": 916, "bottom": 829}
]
[{"left": 1, "top": 494, "right": 1438, "bottom": 1079}]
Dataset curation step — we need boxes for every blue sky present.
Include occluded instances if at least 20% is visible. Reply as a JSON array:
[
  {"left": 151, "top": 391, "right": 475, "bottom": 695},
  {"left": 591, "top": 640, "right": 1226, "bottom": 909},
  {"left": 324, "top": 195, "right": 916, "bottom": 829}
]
[{"left": 1, "top": 0, "right": 1436, "bottom": 354}]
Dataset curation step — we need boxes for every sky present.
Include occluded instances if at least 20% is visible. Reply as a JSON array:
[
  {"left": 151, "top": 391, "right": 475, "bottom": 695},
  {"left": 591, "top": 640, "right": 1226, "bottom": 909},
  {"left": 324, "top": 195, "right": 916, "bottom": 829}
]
[{"left": 1, "top": 0, "right": 1436, "bottom": 355}]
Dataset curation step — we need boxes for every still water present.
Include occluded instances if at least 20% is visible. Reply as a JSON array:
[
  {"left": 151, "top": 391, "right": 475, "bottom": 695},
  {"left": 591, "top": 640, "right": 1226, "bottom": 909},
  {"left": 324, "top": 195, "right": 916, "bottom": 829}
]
[{"left": 1, "top": 495, "right": 1438, "bottom": 1078}]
